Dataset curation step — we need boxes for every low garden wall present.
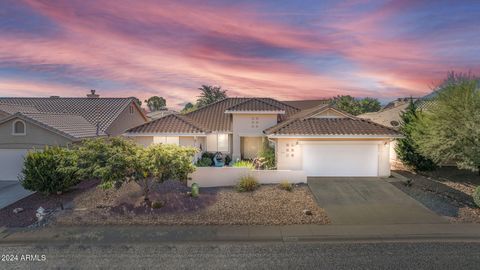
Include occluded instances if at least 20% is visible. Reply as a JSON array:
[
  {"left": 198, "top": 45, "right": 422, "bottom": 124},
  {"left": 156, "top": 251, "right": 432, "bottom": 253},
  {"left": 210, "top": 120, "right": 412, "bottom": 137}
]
[{"left": 187, "top": 167, "right": 307, "bottom": 187}]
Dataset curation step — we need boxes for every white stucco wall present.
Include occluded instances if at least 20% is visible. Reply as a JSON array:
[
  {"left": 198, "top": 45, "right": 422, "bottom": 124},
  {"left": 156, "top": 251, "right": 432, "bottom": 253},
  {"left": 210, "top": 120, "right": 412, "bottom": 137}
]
[
  {"left": 276, "top": 138, "right": 303, "bottom": 170},
  {"left": 275, "top": 138, "right": 392, "bottom": 177},
  {"left": 231, "top": 113, "right": 278, "bottom": 160}
]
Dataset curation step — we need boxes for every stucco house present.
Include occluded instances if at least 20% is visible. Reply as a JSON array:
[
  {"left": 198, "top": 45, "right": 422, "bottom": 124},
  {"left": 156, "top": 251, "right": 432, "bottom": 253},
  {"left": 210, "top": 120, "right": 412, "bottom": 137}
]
[
  {"left": 125, "top": 97, "right": 401, "bottom": 178},
  {"left": 0, "top": 91, "right": 147, "bottom": 181}
]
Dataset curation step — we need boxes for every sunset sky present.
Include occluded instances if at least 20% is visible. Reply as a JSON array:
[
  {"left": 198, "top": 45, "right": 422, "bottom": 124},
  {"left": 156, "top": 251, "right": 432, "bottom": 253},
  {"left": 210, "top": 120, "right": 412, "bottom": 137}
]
[{"left": 0, "top": 0, "right": 479, "bottom": 108}]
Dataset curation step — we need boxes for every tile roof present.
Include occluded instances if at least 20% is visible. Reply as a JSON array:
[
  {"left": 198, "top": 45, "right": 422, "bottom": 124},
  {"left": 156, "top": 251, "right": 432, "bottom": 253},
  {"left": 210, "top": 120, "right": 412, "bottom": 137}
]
[
  {"left": 126, "top": 114, "right": 207, "bottom": 134},
  {"left": 358, "top": 102, "right": 410, "bottom": 130},
  {"left": 0, "top": 103, "right": 40, "bottom": 114},
  {"left": 265, "top": 104, "right": 400, "bottom": 136},
  {"left": 265, "top": 118, "right": 400, "bottom": 136},
  {"left": 0, "top": 97, "right": 142, "bottom": 132},
  {"left": 147, "top": 109, "right": 178, "bottom": 120},
  {"left": 2, "top": 112, "right": 105, "bottom": 140},
  {"left": 225, "top": 98, "right": 284, "bottom": 112},
  {"left": 281, "top": 99, "right": 330, "bottom": 110},
  {"left": 185, "top": 98, "right": 299, "bottom": 132}
]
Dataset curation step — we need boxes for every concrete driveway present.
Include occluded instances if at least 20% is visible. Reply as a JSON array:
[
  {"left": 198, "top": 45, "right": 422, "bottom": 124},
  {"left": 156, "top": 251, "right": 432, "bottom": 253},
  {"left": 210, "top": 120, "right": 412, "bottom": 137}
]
[
  {"left": 308, "top": 177, "right": 447, "bottom": 225},
  {"left": 0, "top": 181, "right": 33, "bottom": 209}
]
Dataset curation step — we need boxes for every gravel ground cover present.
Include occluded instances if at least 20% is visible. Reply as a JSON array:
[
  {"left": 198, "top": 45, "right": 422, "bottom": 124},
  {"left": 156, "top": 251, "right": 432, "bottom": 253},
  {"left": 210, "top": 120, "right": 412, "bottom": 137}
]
[
  {"left": 0, "top": 180, "right": 99, "bottom": 228},
  {"left": 54, "top": 180, "right": 330, "bottom": 225},
  {"left": 394, "top": 170, "right": 480, "bottom": 223}
]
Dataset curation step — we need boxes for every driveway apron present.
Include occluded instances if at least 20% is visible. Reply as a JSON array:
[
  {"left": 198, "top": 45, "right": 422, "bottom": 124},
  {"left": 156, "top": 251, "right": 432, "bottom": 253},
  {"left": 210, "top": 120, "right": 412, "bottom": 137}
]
[{"left": 308, "top": 177, "right": 447, "bottom": 225}]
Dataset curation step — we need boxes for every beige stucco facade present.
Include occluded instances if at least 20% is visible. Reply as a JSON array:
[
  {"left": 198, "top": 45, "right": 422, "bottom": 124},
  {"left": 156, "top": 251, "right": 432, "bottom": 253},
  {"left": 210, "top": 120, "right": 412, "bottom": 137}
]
[
  {"left": 231, "top": 113, "right": 278, "bottom": 160},
  {"left": 106, "top": 102, "right": 147, "bottom": 136},
  {"left": 0, "top": 118, "right": 72, "bottom": 149}
]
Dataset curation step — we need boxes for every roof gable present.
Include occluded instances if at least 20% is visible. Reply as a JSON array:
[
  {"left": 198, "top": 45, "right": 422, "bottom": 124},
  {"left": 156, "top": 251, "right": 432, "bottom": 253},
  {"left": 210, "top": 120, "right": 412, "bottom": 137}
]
[
  {"left": 264, "top": 104, "right": 400, "bottom": 137},
  {"left": 0, "top": 97, "right": 146, "bottom": 133},
  {"left": 126, "top": 114, "right": 207, "bottom": 134},
  {"left": 0, "top": 112, "right": 105, "bottom": 140},
  {"left": 225, "top": 98, "right": 285, "bottom": 113},
  {"left": 185, "top": 98, "right": 299, "bottom": 132}
]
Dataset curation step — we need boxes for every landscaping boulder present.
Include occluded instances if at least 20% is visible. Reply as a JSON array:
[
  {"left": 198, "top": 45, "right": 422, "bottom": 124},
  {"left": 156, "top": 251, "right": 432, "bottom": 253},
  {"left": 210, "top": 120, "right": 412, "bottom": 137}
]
[{"left": 13, "top": 207, "right": 24, "bottom": 214}]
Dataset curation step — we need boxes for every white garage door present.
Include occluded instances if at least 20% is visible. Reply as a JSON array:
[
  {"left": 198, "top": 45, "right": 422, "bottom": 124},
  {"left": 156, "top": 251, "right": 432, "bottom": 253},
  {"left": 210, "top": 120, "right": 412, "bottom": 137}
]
[
  {"left": 302, "top": 144, "right": 379, "bottom": 177},
  {"left": 0, "top": 149, "right": 28, "bottom": 181}
]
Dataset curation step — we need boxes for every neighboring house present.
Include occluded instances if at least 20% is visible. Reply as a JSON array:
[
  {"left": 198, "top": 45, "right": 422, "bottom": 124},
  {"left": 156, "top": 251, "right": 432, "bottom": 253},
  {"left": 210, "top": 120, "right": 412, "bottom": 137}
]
[
  {"left": 0, "top": 91, "right": 148, "bottom": 181},
  {"left": 146, "top": 108, "right": 178, "bottom": 120},
  {"left": 358, "top": 98, "right": 414, "bottom": 164},
  {"left": 357, "top": 98, "right": 418, "bottom": 130},
  {"left": 125, "top": 97, "right": 401, "bottom": 177}
]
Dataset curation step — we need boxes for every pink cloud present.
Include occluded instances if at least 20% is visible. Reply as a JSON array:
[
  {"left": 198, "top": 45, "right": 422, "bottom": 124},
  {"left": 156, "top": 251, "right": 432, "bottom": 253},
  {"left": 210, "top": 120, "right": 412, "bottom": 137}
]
[{"left": 0, "top": 0, "right": 477, "bottom": 109}]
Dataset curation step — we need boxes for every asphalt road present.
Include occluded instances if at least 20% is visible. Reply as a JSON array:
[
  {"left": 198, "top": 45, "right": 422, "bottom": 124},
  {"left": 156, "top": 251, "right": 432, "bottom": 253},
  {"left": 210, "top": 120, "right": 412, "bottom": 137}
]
[{"left": 1, "top": 240, "right": 480, "bottom": 269}]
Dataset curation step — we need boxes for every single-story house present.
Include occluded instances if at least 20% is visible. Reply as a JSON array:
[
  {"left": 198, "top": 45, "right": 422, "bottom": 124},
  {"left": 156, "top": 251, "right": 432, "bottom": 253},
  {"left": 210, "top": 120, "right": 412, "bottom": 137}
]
[
  {"left": 0, "top": 90, "right": 147, "bottom": 181},
  {"left": 125, "top": 97, "right": 401, "bottom": 177}
]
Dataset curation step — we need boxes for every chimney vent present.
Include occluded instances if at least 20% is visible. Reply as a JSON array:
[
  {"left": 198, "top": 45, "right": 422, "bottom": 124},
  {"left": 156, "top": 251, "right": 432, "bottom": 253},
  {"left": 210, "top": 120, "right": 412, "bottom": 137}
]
[{"left": 87, "top": 89, "right": 99, "bottom": 98}]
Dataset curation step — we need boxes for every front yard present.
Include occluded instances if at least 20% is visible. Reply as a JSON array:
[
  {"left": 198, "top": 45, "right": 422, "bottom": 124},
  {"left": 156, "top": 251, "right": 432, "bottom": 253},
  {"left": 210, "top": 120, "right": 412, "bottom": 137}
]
[
  {"left": 0, "top": 180, "right": 329, "bottom": 227},
  {"left": 393, "top": 167, "right": 480, "bottom": 223}
]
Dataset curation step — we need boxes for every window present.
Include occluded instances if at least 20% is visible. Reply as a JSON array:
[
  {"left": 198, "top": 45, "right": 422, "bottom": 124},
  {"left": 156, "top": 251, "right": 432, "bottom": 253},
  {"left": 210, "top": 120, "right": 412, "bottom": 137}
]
[
  {"left": 129, "top": 105, "right": 135, "bottom": 114},
  {"left": 12, "top": 120, "right": 26, "bottom": 135},
  {"left": 206, "top": 134, "right": 229, "bottom": 152},
  {"left": 217, "top": 134, "right": 229, "bottom": 152}
]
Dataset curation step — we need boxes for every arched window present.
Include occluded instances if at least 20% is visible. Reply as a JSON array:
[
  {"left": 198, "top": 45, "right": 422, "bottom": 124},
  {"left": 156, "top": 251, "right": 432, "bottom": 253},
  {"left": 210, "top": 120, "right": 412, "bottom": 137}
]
[{"left": 12, "top": 120, "right": 26, "bottom": 135}]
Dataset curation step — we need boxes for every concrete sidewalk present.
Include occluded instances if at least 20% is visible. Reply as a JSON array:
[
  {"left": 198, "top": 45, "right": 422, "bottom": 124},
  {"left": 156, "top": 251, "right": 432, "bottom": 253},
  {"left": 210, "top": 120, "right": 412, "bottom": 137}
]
[{"left": 2, "top": 223, "right": 480, "bottom": 244}]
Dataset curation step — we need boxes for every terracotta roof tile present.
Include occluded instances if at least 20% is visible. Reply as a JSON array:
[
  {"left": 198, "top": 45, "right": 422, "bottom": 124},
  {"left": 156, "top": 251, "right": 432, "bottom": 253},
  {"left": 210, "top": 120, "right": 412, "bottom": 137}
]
[
  {"left": 185, "top": 98, "right": 299, "bottom": 132},
  {"left": 265, "top": 104, "right": 400, "bottom": 136},
  {"left": 265, "top": 118, "right": 399, "bottom": 136},
  {"left": 127, "top": 114, "right": 206, "bottom": 134},
  {"left": 225, "top": 98, "right": 284, "bottom": 112}
]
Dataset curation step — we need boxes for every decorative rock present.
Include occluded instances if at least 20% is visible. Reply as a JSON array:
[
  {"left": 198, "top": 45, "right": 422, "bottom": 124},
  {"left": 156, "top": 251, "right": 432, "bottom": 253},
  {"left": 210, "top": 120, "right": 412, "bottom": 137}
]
[
  {"left": 13, "top": 207, "right": 24, "bottom": 214},
  {"left": 36, "top": 207, "right": 46, "bottom": 221},
  {"left": 303, "top": 209, "right": 312, "bottom": 215}
]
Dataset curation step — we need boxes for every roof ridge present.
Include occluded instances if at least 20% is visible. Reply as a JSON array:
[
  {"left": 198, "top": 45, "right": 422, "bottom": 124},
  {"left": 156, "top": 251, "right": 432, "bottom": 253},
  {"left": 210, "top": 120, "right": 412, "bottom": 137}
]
[
  {"left": 184, "top": 97, "right": 231, "bottom": 116},
  {"left": 225, "top": 98, "right": 284, "bottom": 111}
]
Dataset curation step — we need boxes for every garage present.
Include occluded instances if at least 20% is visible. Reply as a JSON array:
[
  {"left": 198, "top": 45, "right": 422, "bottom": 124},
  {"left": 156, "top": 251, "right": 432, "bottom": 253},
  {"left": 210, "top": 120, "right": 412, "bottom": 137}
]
[
  {"left": 0, "top": 149, "right": 28, "bottom": 181},
  {"left": 302, "top": 143, "right": 379, "bottom": 177}
]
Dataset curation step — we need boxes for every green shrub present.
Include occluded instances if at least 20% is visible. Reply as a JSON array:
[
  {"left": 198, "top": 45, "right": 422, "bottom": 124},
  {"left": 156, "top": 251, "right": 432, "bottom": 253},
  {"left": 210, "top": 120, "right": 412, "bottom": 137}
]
[
  {"left": 152, "top": 201, "right": 164, "bottom": 209},
  {"left": 232, "top": 160, "right": 254, "bottom": 169},
  {"left": 21, "top": 146, "right": 80, "bottom": 195},
  {"left": 395, "top": 100, "right": 437, "bottom": 171},
  {"left": 474, "top": 186, "right": 480, "bottom": 208},
  {"left": 196, "top": 157, "right": 213, "bottom": 167},
  {"left": 142, "top": 143, "right": 198, "bottom": 181},
  {"left": 236, "top": 175, "right": 259, "bottom": 192},
  {"left": 258, "top": 137, "right": 276, "bottom": 169},
  {"left": 278, "top": 181, "right": 293, "bottom": 191},
  {"left": 201, "top": 152, "right": 215, "bottom": 160},
  {"left": 74, "top": 137, "right": 138, "bottom": 188},
  {"left": 224, "top": 155, "right": 232, "bottom": 166}
]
